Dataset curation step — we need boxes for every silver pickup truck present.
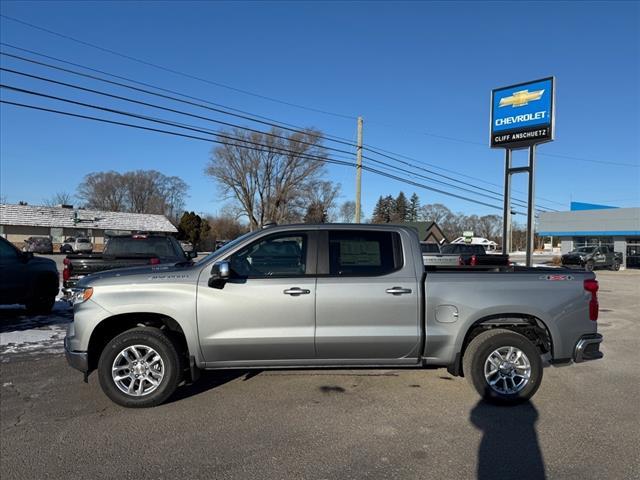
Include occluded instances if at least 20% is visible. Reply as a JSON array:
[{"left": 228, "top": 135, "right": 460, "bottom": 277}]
[{"left": 64, "top": 224, "right": 603, "bottom": 408}]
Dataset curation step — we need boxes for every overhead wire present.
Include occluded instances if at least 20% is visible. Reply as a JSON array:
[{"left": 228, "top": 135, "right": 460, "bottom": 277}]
[
  {"left": 0, "top": 52, "right": 558, "bottom": 211},
  {"left": 0, "top": 98, "right": 525, "bottom": 214}
]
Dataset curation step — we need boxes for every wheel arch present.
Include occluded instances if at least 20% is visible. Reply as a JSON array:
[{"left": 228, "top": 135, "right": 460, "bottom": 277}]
[
  {"left": 448, "top": 313, "right": 553, "bottom": 377},
  {"left": 87, "top": 313, "right": 189, "bottom": 373}
]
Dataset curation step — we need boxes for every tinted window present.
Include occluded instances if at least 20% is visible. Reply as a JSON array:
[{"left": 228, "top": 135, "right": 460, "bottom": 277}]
[
  {"left": 600, "top": 246, "right": 609, "bottom": 254},
  {"left": 229, "top": 233, "right": 307, "bottom": 278},
  {"left": 0, "top": 238, "right": 18, "bottom": 260},
  {"left": 328, "top": 231, "right": 401, "bottom": 276},
  {"left": 104, "top": 237, "right": 181, "bottom": 258},
  {"left": 441, "top": 244, "right": 485, "bottom": 254},
  {"left": 420, "top": 243, "right": 440, "bottom": 253},
  {"left": 77, "top": 238, "right": 90, "bottom": 243}
]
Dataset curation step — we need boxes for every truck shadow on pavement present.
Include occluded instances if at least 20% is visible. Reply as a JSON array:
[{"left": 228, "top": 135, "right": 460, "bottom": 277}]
[
  {"left": 470, "top": 400, "right": 546, "bottom": 480},
  {"left": 166, "top": 370, "right": 259, "bottom": 404}
]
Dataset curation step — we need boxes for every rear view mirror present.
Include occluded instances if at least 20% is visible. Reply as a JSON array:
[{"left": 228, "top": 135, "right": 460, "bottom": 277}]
[{"left": 209, "top": 261, "right": 230, "bottom": 288}]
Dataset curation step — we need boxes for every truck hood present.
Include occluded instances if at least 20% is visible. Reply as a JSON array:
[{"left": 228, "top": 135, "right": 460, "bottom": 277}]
[{"left": 78, "top": 262, "right": 198, "bottom": 287}]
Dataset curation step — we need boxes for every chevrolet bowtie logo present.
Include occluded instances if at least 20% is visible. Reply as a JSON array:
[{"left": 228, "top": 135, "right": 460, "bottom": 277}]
[{"left": 499, "top": 89, "right": 545, "bottom": 108}]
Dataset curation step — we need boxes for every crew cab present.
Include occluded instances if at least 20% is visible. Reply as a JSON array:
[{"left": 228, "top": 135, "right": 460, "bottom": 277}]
[
  {"left": 64, "top": 224, "right": 603, "bottom": 408},
  {"left": 562, "top": 246, "right": 623, "bottom": 271},
  {"left": 63, "top": 234, "right": 195, "bottom": 291}
]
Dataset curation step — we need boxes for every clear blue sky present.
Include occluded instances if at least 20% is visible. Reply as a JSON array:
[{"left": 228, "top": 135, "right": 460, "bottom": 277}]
[{"left": 1, "top": 1, "right": 639, "bottom": 221}]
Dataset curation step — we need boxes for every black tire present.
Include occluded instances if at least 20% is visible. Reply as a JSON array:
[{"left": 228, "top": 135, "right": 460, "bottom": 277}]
[
  {"left": 585, "top": 261, "right": 594, "bottom": 272},
  {"left": 25, "top": 296, "right": 55, "bottom": 315},
  {"left": 463, "top": 328, "right": 543, "bottom": 405},
  {"left": 611, "top": 262, "right": 620, "bottom": 271},
  {"left": 98, "top": 327, "right": 182, "bottom": 408}
]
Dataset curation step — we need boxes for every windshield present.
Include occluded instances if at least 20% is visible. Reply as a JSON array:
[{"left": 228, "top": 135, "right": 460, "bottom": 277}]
[
  {"left": 573, "top": 247, "right": 596, "bottom": 253},
  {"left": 199, "top": 230, "right": 260, "bottom": 263},
  {"left": 104, "top": 237, "right": 182, "bottom": 258}
]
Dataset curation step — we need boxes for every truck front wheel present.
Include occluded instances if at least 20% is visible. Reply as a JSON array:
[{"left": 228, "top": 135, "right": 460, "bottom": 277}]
[
  {"left": 463, "top": 329, "right": 543, "bottom": 404},
  {"left": 98, "top": 327, "right": 182, "bottom": 408}
]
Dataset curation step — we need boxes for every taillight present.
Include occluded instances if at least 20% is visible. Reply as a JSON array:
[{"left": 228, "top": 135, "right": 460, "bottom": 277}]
[
  {"left": 63, "top": 259, "right": 71, "bottom": 281},
  {"left": 458, "top": 256, "right": 464, "bottom": 266},
  {"left": 149, "top": 258, "right": 160, "bottom": 265},
  {"left": 584, "top": 279, "right": 599, "bottom": 321},
  {"left": 470, "top": 255, "right": 478, "bottom": 266}
]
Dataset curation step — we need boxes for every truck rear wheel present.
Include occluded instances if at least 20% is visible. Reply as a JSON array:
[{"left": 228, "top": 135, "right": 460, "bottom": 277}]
[
  {"left": 463, "top": 329, "right": 542, "bottom": 405},
  {"left": 585, "top": 261, "right": 594, "bottom": 272},
  {"left": 98, "top": 327, "right": 181, "bottom": 408},
  {"left": 611, "top": 261, "right": 620, "bottom": 271}
]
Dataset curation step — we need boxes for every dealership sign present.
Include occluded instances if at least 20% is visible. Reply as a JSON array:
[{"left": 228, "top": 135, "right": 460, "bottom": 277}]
[{"left": 490, "top": 77, "right": 555, "bottom": 148}]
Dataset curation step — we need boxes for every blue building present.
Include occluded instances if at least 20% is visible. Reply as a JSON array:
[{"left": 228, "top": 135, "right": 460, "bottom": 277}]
[{"left": 538, "top": 202, "right": 640, "bottom": 268}]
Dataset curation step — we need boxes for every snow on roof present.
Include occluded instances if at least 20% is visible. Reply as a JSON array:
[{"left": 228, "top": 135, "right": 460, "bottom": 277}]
[{"left": 0, "top": 204, "right": 177, "bottom": 233}]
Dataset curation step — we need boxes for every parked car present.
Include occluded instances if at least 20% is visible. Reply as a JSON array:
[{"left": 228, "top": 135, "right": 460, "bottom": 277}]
[
  {"left": 62, "top": 234, "right": 195, "bottom": 291},
  {"left": 22, "top": 236, "right": 53, "bottom": 254},
  {"left": 179, "top": 241, "right": 195, "bottom": 254},
  {"left": 561, "top": 246, "right": 623, "bottom": 271},
  {"left": 423, "top": 243, "right": 510, "bottom": 268},
  {"left": 64, "top": 224, "right": 602, "bottom": 408},
  {"left": 0, "top": 236, "right": 59, "bottom": 313},
  {"left": 60, "top": 237, "right": 93, "bottom": 254}
]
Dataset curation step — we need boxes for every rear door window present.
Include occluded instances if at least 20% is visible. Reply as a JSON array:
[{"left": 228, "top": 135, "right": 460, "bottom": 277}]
[{"left": 328, "top": 231, "right": 402, "bottom": 276}]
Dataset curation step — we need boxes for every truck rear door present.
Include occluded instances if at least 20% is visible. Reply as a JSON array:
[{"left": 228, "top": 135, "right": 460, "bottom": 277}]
[{"left": 314, "top": 229, "right": 420, "bottom": 361}]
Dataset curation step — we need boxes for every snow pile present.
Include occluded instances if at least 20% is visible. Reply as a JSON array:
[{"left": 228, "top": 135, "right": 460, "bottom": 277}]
[{"left": 0, "top": 301, "right": 72, "bottom": 357}]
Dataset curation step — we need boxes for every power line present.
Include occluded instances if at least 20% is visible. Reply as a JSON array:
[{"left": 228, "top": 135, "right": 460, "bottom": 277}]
[
  {"left": 363, "top": 144, "right": 568, "bottom": 208},
  {"left": 0, "top": 48, "right": 357, "bottom": 148},
  {"left": 0, "top": 98, "right": 525, "bottom": 214},
  {"left": 0, "top": 66, "right": 358, "bottom": 159},
  {"left": 0, "top": 46, "right": 569, "bottom": 209},
  {"left": 0, "top": 14, "right": 357, "bottom": 120},
  {"left": 0, "top": 66, "right": 552, "bottom": 212},
  {"left": 0, "top": 83, "right": 528, "bottom": 210}
]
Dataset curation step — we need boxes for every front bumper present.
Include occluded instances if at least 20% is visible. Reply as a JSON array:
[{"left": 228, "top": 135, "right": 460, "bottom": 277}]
[
  {"left": 64, "top": 336, "right": 88, "bottom": 373},
  {"left": 574, "top": 333, "right": 604, "bottom": 363}
]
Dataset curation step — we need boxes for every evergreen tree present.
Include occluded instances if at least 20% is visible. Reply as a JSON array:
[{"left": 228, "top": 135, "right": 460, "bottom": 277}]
[
  {"left": 392, "top": 192, "right": 408, "bottom": 222},
  {"left": 408, "top": 193, "right": 420, "bottom": 222},
  {"left": 177, "top": 211, "right": 210, "bottom": 248}
]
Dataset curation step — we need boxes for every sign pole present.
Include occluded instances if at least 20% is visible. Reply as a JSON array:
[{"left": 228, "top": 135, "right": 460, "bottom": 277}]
[
  {"left": 526, "top": 144, "right": 537, "bottom": 267},
  {"left": 502, "top": 148, "right": 512, "bottom": 255}
]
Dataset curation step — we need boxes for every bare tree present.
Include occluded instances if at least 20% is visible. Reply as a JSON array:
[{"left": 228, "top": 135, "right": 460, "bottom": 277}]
[
  {"left": 301, "top": 181, "right": 341, "bottom": 223},
  {"left": 77, "top": 170, "right": 188, "bottom": 218},
  {"left": 43, "top": 191, "right": 74, "bottom": 207},
  {"left": 339, "top": 200, "right": 356, "bottom": 223},
  {"left": 206, "top": 128, "right": 329, "bottom": 230}
]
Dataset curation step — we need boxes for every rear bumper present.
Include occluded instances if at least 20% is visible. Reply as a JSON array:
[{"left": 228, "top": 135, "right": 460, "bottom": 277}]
[
  {"left": 64, "top": 336, "right": 88, "bottom": 373},
  {"left": 574, "top": 333, "right": 604, "bottom": 363}
]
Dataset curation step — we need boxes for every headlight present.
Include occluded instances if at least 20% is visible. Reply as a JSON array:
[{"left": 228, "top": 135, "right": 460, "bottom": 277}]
[{"left": 71, "top": 287, "right": 93, "bottom": 305}]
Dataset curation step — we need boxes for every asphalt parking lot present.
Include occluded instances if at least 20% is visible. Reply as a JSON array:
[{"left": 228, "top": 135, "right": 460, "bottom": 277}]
[{"left": 1, "top": 270, "right": 639, "bottom": 480}]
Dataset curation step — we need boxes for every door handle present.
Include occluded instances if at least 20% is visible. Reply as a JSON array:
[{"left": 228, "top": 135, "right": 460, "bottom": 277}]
[
  {"left": 283, "top": 287, "right": 311, "bottom": 296},
  {"left": 386, "top": 286, "right": 412, "bottom": 295}
]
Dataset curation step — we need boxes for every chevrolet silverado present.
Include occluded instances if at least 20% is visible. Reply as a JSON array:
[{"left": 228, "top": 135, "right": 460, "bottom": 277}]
[{"left": 64, "top": 224, "right": 603, "bottom": 407}]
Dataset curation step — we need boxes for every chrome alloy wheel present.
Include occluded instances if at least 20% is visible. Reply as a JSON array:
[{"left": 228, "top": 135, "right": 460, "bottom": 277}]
[
  {"left": 111, "top": 345, "right": 165, "bottom": 397},
  {"left": 484, "top": 346, "right": 531, "bottom": 395}
]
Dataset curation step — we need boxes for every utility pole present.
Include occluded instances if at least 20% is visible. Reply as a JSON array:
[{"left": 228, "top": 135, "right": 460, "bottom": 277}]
[{"left": 354, "top": 116, "right": 363, "bottom": 223}]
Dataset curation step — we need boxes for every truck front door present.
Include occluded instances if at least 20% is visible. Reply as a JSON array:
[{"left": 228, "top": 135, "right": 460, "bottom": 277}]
[
  {"left": 315, "top": 230, "right": 420, "bottom": 361},
  {"left": 197, "top": 231, "right": 317, "bottom": 363}
]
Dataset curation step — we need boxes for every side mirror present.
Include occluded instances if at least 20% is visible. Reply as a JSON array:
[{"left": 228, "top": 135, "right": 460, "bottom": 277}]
[
  {"left": 21, "top": 251, "right": 34, "bottom": 262},
  {"left": 188, "top": 250, "right": 198, "bottom": 259},
  {"left": 209, "top": 261, "right": 230, "bottom": 288}
]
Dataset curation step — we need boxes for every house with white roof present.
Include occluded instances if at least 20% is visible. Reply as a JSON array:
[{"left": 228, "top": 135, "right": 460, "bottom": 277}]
[{"left": 0, "top": 203, "right": 177, "bottom": 250}]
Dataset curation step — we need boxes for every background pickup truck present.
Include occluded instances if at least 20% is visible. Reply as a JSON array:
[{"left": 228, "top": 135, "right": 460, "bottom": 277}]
[
  {"left": 0, "top": 236, "right": 59, "bottom": 313},
  {"left": 64, "top": 224, "right": 603, "bottom": 408},
  {"left": 561, "top": 246, "right": 623, "bottom": 271},
  {"left": 63, "top": 234, "right": 195, "bottom": 290},
  {"left": 423, "top": 243, "right": 510, "bottom": 268}
]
